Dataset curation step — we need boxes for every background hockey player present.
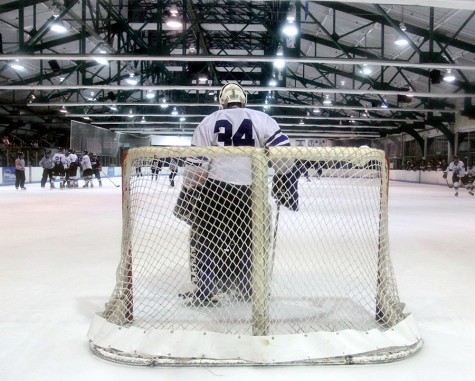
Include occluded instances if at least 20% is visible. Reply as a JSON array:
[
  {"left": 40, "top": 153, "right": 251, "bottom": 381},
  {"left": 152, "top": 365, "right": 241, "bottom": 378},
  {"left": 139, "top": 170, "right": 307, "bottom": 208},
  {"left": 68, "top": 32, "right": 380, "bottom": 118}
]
[
  {"left": 51, "top": 147, "right": 67, "bottom": 189},
  {"left": 90, "top": 153, "right": 102, "bottom": 187},
  {"left": 168, "top": 157, "right": 178, "bottom": 187},
  {"left": 39, "top": 150, "right": 53, "bottom": 188},
  {"left": 443, "top": 155, "right": 466, "bottom": 197},
  {"left": 14, "top": 151, "right": 26, "bottom": 190},
  {"left": 463, "top": 164, "right": 474, "bottom": 196},
  {"left": 150, "top": 155, "right": 162, "bottom": 181},
  {"left": 66, "top": 149, "right": 79, "bottom": 188},
  {"left": 81, "top": 150, "right": 93, "bottom": 188},
  {"left": 174, "top": 82, "right": 294, "bottom": 306}
]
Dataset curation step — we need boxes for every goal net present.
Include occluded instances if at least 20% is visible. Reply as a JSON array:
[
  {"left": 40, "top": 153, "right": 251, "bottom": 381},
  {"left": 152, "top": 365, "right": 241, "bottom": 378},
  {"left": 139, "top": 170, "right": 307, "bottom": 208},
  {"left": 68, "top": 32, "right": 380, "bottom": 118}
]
[{"left": 88, "top": 146, "right": 422, "bottom": 366}]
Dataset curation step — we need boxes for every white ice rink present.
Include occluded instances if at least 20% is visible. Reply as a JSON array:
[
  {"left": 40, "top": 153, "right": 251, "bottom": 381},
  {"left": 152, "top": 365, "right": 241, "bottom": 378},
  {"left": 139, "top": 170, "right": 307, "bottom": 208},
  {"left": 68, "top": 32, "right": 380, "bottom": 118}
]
[{"left": 1, "top": 179, "right": 474, "bottom": 381}]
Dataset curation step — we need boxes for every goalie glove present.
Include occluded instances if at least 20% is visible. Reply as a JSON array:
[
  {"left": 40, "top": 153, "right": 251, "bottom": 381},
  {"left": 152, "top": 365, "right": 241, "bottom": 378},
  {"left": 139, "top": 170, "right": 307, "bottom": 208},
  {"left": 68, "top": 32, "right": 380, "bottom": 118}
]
[
  {"left": 173, "top": 187, "right": 201, "bottom": 225},
  {"left": 272, "top": 171, "right": 299, "bottom": 211},
  {"left": 443, "top": 172, "right": 447, "bottom": 179}
]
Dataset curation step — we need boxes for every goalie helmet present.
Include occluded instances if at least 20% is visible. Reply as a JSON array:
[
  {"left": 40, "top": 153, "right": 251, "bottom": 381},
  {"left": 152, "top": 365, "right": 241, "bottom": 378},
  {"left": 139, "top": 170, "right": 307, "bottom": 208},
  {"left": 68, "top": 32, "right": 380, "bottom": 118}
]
[{"left": 219, "top": 83, "right": 247, "bottom": 109}]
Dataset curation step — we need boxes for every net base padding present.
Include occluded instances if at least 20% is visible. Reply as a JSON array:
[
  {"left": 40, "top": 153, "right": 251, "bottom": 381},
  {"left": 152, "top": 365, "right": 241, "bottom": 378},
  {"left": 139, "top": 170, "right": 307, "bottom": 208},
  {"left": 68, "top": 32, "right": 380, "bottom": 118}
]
[{"left": 88, "top": 313, "right": 423, "bottom": 366}]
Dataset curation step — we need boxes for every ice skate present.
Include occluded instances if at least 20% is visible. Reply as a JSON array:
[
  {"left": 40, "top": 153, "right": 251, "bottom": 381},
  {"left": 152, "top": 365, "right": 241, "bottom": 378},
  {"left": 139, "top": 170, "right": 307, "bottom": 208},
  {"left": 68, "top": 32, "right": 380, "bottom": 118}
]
[{"left": 180, "top": 290, "right": 221, "bottom": 307}]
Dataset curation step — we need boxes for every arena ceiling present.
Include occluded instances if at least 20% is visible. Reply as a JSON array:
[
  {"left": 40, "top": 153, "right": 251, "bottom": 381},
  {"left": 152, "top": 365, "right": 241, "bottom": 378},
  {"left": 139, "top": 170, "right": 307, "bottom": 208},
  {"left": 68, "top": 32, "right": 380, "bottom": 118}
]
[{"left": 1, "top": 0, "right": 475, "bottom": 145}]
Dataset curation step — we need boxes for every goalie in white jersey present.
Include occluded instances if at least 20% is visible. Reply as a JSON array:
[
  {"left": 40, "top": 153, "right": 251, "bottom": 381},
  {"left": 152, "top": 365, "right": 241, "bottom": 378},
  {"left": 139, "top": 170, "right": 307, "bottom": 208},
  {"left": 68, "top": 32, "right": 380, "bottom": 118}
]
[{"left": 175, "top": 83, "right": 293, "bottom": 306}]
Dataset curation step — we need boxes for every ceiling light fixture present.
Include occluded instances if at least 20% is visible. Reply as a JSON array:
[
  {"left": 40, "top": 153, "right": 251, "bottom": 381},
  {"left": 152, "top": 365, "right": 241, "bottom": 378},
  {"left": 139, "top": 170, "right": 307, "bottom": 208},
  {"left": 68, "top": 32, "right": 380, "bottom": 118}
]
[
  {"left": 125, "top": 73, "right": 138, "bottom": 85},
  {"left": 9, "top": 60, "right": 25, "bottom": 71},
  {"left": 59, "top": 105, "right": 68, "bottom": 113},
  {"left": 146, "top": 90, "right": 155, "bottom": 99},
  {"left": 443, "top": 69, "right": 456, "bottom": 83},
  {"left": 160, "top": 97, "right": 169, "bottom": 109},
  {"left": 395, "top": 5, "right": 409, "bottom": 47},
  {"left": 50, "top": 19, "right": 67, "bottom": 33},
  {"left": 395, "top": 34, "right": 408, "bottom": 46},
  {"left": 94, "top": 55, "right": 109, "bottom": 66},
  {"left": 323, "top": 95, "right": 332, "bottom": 105},
  {"left": 273, "top": 44, "right": 285, "bottom": 70},
  {"left": 269, "top": 77, "right": 278, "bottom": 87},
  {"left": 166, "top": 6, "right": 183, "bottom": 29},
  {"left": 283, "top": 3, "right": 298, "bottom": 37},
  {"left": 360, "top": 64, "right": 372, "bottom": 76}
]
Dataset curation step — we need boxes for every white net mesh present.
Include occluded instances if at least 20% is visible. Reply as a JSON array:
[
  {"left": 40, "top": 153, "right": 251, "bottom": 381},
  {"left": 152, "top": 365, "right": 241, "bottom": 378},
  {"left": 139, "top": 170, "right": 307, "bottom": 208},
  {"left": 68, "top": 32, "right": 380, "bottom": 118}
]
[{"left": 88, "top": 146, "right": 422, "bottom": 365}]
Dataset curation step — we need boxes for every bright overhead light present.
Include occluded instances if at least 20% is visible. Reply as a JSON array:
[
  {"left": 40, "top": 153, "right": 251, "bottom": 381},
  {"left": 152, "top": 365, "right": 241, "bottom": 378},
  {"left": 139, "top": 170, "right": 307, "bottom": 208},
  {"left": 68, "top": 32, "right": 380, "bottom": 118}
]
[
  {"left": 264, "top": 98, "right": 270, "bottom": 110},
  {"left": 312, "top": 108, "right": 321, "bottom": 114},
  {"left": 180, "top": 116, "right": 186, "bottom": 122},
  {"left": 166, "top": 6, "right": 182, "bottom": 29},
  {"left": 283, "top": 3, "right": 297, "bottom": 36},
  {"left": 141, "top": 116, "right": 146, "bottom": 123},
  {"left": 94, "top": 56, "right": 109, "bottom": 66},
  {"left": 9, "top": 60, "right": 25, "bottom": 71},
  {"left": 443, "top": 70, "right": 456, "bottom": 83},
  {"left": 323, "top": 96, "right": 332, "bottom": 105},
  {"left": 273, "top": 44, "right": 285, "bottom": 69},
  {"left": 171, "top": 107, "right": 179, "bottom": 116},
  {"left": 160, "top": 98, "right": 169, "bottom": 109},
  {"left": 50, "top": 19, "right": 67, "bottom": 33},
  {"left": 299, "top": 119, "right": 304, "bottom": 125},
  {"left": 128, "top": 109, "right": 134, "bottom": 118},
  {"left": 269, "top": 78, "right": 278, "bottom": 87},
  {"left": 282, "top": 20, "right": 298, "bottom": 37},
  {"left": 360, "top": 65, "right": 372, "bottom": 75},
  {"left": 59, "top": 106, "right": 68, "bottom": 113},
  {"left": 146, "top": 90, "right": 155, "bottom": 99},
  {"left": 273, "top": 58, "right": 285, "bottom": 70},
  {"left": 126, "top": 73, "right": 138, "bottom": 85},
  {"left": 395, "top": 35, "right": 409, "bottom": 46}
]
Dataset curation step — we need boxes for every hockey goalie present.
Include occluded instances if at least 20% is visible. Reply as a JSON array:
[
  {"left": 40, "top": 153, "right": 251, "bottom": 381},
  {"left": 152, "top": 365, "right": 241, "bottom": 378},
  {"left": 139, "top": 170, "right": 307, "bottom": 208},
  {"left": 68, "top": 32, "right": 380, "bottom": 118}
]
[{"left": 173, "top": 83, "right": 298, "bottom": 307}]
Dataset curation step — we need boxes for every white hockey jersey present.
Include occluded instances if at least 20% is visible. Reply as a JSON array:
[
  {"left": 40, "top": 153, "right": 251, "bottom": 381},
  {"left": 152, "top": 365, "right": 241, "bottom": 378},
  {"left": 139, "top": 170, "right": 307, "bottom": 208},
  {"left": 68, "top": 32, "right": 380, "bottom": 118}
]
[
  {"left": 190, "top": 107, "right": 290, "bottom": 185},
  {"left": 445, "top": 160, "right": 465, "bottom": 177},
  {"left": 81, "top": 154, "right": 92, "bottom": 170},
  {"left": 66, "top": 153, "right": 78, "bottom": 169},
  {"left": 52, "top": 152, "right": 67, "bottom": 168}
]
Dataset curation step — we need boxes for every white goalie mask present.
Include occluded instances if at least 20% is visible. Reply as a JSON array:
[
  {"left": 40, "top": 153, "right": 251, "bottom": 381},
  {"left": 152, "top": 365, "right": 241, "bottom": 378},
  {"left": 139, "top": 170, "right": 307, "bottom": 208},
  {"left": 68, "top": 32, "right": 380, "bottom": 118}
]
[{"left": 219, "top": 83, "right": 247, "bottom": 109}]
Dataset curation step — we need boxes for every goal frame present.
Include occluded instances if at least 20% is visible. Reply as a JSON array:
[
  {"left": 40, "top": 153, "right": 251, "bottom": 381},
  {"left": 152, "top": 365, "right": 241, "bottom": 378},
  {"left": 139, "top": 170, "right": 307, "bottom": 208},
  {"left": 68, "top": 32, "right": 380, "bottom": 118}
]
[{"left": 88, "top": 146, "right": 423, "bottom": 366}]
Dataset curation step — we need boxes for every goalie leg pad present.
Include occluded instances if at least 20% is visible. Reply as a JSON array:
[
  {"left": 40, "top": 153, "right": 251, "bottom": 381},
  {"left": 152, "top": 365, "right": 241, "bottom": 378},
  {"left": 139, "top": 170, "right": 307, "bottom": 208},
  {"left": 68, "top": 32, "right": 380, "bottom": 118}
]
[
  {"left": 191, "top": 179, "right": 253, "bottom": 297},
  {"left": 173, "top": 187, "right": 201, "bottom": 225},
  {"left": 272, "top": 168, "right": 300, "bottom": 211}
]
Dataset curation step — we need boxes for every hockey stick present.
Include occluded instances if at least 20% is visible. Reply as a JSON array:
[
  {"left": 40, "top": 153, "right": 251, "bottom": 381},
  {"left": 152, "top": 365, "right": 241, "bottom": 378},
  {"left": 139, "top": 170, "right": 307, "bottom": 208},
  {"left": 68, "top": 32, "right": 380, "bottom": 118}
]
[
  {"left": 101, "top": 170, "right": 120, "bottom": 187},
  {"left": 270, "top": 202, "right": 281, "bottom": 278}
]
